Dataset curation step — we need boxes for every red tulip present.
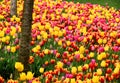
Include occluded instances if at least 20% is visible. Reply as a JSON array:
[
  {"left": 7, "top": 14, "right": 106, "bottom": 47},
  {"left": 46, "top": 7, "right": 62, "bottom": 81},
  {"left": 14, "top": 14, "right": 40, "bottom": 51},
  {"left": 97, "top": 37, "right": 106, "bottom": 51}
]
[
  {"left": 106, "top": 68, "right": 112, "bottom": 74},
  {"left": 50, "top": 59, "right": 55, "bottom": 64},
  {"left": 30, "top": 41, "right": 35, "bottom": 45},
  {"left": 99, "top": 76, "right": 105, "bottom": 83}
]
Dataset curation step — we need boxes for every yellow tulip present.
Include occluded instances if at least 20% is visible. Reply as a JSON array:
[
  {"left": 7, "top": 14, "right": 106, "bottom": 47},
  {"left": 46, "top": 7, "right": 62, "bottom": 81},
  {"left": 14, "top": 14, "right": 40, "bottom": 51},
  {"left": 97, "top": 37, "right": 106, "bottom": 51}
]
[
  {"left": 70, "top": 78, "right": 76, "bottom": 83},
  {"left": 32, "top": 48, "right": 38, "bottom": 53},
  {"left": 1, "top": 37, "right": 6, "bottom": 42},
  {"left": 12, "top": 15, "right": 16, "bottom": 19},
  {"left": 99, "top": 31, "right": 104, "bottom": 37},
  {"left": 98, "top": 38, "right": 102, "bottom": 44},
  {"left": 113, "top": 67, "right": 119, "bottom": 74},
  {"left": 110, "top": 31, "right": 117, "bottom": 38},
  {"left": 71, "top": 67, "right": 77, "bottom": 74},
  {"left": 5, "top": 36, "right": 10, "bottom": 41},
  {"left": 19, "top": 72, "right": 26, "bottom": 81},
  {"left": 68, "top": 26, "right": 72, "bottom": 30},
  {"left": 58, "top": 31, "right": 63, "bottom": 37},
  {"left": 6, "top": 46, "right": 10, "bottom": 50},
  {"left": 15, "top": 62, "right": 24, "bottom": 72},
  {"left": 10, "top": 31, "right": 16, "bottom": 36},
  {"left": 83, "top": 38, "right": 87, "bottom": 43},
  {"left": 82, "top": 27, "right": 87, "bottom": 35},
  {"left": 26, "top": 71, "right": 34, "bottom": 80},
  {"left": 36, "top": 45, "right": 41, "bottom": 50},
  {"left": 100, "top": 52, "right": 106, "bottom": 59},
  {"left": 86, "top": 79, "right": 92, "bottom": 83},
  {"left": 42, "top": 33, "right": 48, "bottom": 39},
  {"left": 97, "top": 54, "right": 102, "bottom": 60},
  {"left": 101, "top": 60, "right": 106, "bottom": 67},
  {"left": 117, "top": 39, "right": 120, "bottom": 44},
  {"left": 44, "top": 49, "right": 49, "bottom": 55},
  {"left": 88, "top": 35, "right": 93, "bottom": 40},
  {"left": 89, "top": 52, "right": 94, "bottom": 58},
  {"left": 80, "top": 54, "right": 84, "bottom": 59},
  {"left": 86, "top": 20, "right": 92, "bottom": 25},
  {"left": 78, "top": 66, "right": 82, "bottom": 72},
  {"left": 84, "top": 64, "right": 89, "bottom": 69},
  {"left": 54, "top": 26, "right": 60, "bottom": 31},
  {"left": 103, "top": 39, "right": 107, "bottom": 44},
  {"left": 66, "top": 41, "right": 71, "bottom": 46},
  {"left": 62, "top": 29, "right": 66, "bottom": 34},
  {"left": 116, "top": 18, "right": 119, "bottom": 22},
  {"left": 64, "top": 78, "right": 70, "bottom": 83},
  {"left": 38, "top": 25, "right": 44, "bottom": 30},
  {"left": 37, "top": 35, "right": 41, "bottom": 40},
  {"left": 0, "top": 31, "right": 5, "bottom": 37},
  {"left": 115, "top": 63, "right": 120, "bottom": 68},
  {"left": 45, "top": 23, "right": 51, "bottom": 30},
  {"left": 58, "top": 40, "right": 62, "bottom": 46},
  {"left": 57, "top": 61, "right": 63, "bottom": 69},
  {"left": 54, "top": 31, "right": 59, "bottom": 36},
  {"left": 92, "top": 76, "right": 99, "bottom": 83},
  {"left": 62, "top": 13, "right": 68, "bottom": 18},
  {"left": 0, "top": 45, "right": 1, "bottom": 49},
  {"left": 104, "top": 45, "right": 109, "bottom": 51},
  {"left": 79, "top": 46, "right": 85, "bottom": 54},
  {"left": 32, "top": 80, "right": 40, "bottom": 83},
  {"left": 77, "top": 80, "right": 83, "bottom": 83},
  {"left": 3, "top": 28, "right": 7, "bottom": 32},
  {"left": 0, "top": 15, "right": 4, "bottom": 19},
  {"left": 97, "top": 69, "right": 102, "bottom": 75},
  {"left": 11, "top": 46, "right": 16, "bottom": 53},
  {"left": 18, "top": 26, "right": 21, "bottom": 32},
  {"left": 39, "top": 67, "right": 44, "bottom": 73},
  {"left": 15, "top": 17, "right": 20, "bottom": 22}
]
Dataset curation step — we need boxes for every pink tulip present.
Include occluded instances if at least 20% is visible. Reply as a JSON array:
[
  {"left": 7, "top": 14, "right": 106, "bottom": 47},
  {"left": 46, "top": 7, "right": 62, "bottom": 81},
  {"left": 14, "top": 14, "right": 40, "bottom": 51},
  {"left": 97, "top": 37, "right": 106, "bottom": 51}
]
[
  {"left": 14, "top": 38, "right": 19, "bottom": 44},
  {"left": 102, "top": 26, "right": 108, "bottom": 31},
  {"left": 61, "top": 76, "right": 65, "bottom": 80},
  {"left": 66, "top": 62, "right": 71, "bottom": 66},
  {"left": 117, "top": 47, "right": 120, "bottom": 52},
  {"left": 75, "top": 54, "right": 80, "bottom": 59},
  {"left": 6, "top": 17, "right": 10, "bottom": 22},
  {"left": 37, "top": 31, "right": 40, "bottom": 35},
  {"left": 32, "top": 29, "right": 36, "bottom": 34},
  {"left": 32, "top": 34, "right": 37, "bottom": 38},
  {"left": 91, "top": 59, "right": 96, "bottom": 64},
  {"left": 65, "top": 74, "right": 73, "bottom": 78},
  {"left": 73, "top": 35, "right": 79, "bottom": 41},
  {"left": 93, "top": 26, "right": 98, "bottom": 31},
  {"left": 5, "top": 29, "right": 10, "bottom": 34},
  {"left": 90, "top": 45, "right": 95, "bottom": 51},
  {"left": 77, "top": 36, "right": 84, "bottom": 42},
  {"left": 112, "top": 46, "right": 119, "bottom": 52},
  {"left": 53, "top": 50, "right": 57, "bottom": 55},
  {"left": 98, "top": 46, "right": 104, "bottom": 53}
]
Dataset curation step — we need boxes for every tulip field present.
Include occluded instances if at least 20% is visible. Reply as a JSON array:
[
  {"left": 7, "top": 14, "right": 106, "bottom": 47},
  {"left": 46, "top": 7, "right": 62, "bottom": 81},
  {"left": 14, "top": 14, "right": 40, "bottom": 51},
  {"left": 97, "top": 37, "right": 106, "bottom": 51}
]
[{"left": 1, "top": 0, "right": 120, "bottom": 83}]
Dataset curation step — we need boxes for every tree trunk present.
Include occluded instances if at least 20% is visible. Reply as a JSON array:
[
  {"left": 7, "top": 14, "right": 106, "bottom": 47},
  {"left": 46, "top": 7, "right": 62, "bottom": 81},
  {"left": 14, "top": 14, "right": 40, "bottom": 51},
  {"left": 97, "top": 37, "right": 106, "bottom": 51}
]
[
  {"left": 10, "top": 0, "right": 17, "bottom": 16},
  {"left": 18, "top": 0, "right": 34, "bottom": 72}
]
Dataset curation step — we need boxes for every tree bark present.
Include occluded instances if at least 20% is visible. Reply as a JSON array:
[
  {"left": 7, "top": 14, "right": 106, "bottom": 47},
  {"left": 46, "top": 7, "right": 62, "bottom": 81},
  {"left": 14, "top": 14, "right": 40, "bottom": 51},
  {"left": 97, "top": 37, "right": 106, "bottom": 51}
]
[
  {"left": 10, "top": 0, "right": 17, "bottom": 16},
  {"left": 18, "top": 0, "right": 34, "bottom": 72}
]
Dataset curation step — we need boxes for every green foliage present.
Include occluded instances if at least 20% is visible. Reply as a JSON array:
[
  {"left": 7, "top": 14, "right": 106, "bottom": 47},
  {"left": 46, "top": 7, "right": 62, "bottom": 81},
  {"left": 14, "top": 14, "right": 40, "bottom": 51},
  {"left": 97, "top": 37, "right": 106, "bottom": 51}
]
[
  {"left": 0, "top": 58, "right": 15, "bottom": 79},
  {"left": 66, "top": 0, "right": 120, "bottom": 9}
]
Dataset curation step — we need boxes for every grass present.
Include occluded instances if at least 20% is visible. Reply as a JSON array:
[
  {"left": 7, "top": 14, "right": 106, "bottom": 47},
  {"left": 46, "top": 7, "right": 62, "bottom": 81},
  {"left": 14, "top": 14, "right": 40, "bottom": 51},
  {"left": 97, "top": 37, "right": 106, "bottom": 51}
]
[
  {"left": 66, "top": 0, "right": 120, "bottom": 9},
  {"left": 0, "top": 0, "right": 120, "bottom": 9}
]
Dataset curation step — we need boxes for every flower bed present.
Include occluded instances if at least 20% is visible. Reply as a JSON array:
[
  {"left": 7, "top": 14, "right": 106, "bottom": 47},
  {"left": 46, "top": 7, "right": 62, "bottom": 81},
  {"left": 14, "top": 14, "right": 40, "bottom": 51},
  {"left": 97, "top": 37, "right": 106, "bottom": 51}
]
[{"left": 0, "top": 0, "right": 120, "bottom": 83}]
